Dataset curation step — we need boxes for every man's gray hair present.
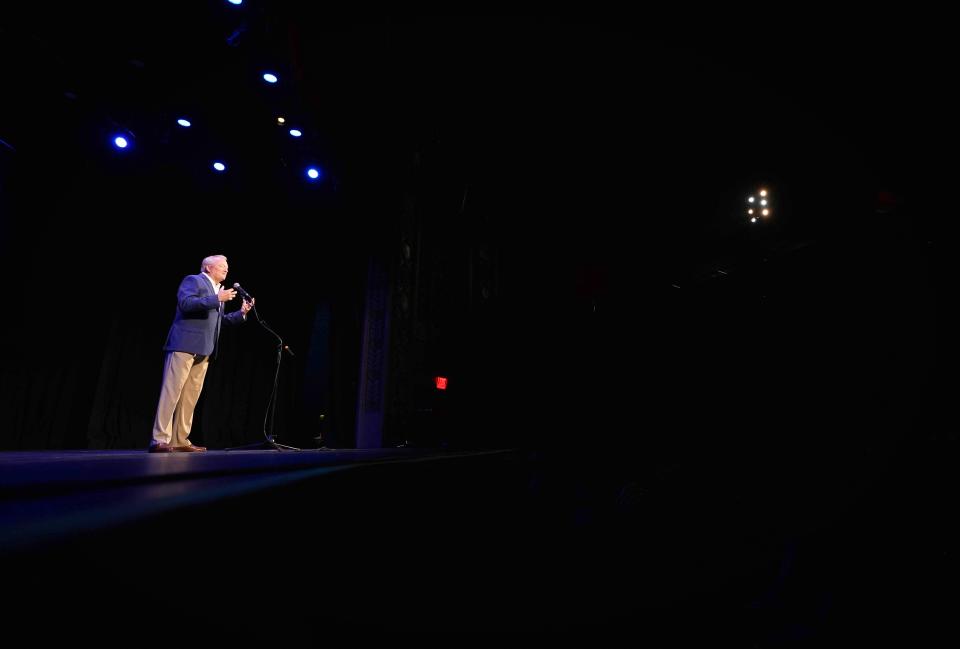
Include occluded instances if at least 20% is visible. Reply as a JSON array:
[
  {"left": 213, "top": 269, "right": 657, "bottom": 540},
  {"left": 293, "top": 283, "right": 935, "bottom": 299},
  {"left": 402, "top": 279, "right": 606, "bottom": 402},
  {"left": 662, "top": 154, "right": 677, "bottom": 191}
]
[{"left": 201, "top": 255, "right": 227, "bottom": 273}]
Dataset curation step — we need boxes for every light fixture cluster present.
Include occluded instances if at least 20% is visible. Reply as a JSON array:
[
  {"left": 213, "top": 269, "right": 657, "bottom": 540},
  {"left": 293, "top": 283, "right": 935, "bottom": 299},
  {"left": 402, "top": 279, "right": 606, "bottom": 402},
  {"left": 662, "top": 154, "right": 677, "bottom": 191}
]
[
  {"left": 746, "top": 188, "right": 771, "bottom": 223},
  {"left": 109, "top": 0, "right": 325, "bottom": 184}
]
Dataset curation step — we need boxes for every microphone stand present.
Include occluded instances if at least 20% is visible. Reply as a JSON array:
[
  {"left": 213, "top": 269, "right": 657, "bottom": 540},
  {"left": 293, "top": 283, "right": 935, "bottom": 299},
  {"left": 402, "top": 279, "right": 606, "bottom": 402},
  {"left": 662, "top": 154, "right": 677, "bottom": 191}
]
[{"left": 226, "top": 300, "right": 301, "bottom": 451}]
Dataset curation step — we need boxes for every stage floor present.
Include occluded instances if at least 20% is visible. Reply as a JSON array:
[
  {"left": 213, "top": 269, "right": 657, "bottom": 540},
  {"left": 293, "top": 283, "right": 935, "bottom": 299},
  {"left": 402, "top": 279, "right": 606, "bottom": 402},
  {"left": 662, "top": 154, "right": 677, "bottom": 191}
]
[
  {"left": 0, "top": 446, "right": 514, "bottom": 554},
  {"left": 2, "top": 439, "right": 953, "bottom": 646}
]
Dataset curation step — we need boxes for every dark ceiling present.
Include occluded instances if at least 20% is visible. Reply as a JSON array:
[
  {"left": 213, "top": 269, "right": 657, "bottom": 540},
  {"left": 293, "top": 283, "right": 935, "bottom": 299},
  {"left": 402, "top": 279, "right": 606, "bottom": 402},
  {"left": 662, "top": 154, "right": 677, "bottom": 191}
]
[
  {"left": 0, "top": 6, "right": 948, "bottom": 283},
  {"left": 2, "top": 7, "right": 940, "bottom": 203}
]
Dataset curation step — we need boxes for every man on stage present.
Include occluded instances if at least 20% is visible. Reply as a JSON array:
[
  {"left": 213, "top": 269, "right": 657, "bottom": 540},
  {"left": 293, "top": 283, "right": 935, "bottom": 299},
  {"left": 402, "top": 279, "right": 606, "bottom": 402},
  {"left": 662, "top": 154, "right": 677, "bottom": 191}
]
[{"left": 149, "top": 254, "right": 254, "bottom": 453}]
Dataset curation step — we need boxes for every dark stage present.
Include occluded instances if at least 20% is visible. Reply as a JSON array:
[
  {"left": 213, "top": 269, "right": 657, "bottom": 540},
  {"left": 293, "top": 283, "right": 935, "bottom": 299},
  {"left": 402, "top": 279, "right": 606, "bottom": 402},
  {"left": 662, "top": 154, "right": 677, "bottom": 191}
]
[
  {"left": 1, "top": 5, "right": 956, "bottom": 648},
  {"left": 2, "top": 434, "right": 958, "bottom": 647}
]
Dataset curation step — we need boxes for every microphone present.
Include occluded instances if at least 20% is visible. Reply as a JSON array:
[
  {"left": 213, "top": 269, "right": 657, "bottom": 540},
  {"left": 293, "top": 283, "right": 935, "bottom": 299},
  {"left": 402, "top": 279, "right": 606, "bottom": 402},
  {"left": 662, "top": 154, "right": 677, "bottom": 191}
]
[{"left": 233, "top": 283, "right": 254, "bottom": 301}]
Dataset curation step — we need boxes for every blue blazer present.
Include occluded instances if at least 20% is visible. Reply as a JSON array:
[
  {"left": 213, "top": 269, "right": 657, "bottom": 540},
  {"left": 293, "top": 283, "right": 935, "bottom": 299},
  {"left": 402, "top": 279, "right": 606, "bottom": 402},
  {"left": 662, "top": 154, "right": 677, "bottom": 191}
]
[{"left": 163, "top": 274, "right": 245, "bottom": 357}]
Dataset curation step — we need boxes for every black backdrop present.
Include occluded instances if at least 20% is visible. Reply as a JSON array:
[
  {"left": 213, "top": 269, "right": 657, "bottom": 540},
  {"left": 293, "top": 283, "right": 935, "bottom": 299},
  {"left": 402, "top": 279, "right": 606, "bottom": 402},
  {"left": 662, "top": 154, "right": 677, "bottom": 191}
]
[{"left": 0, "top": 8, "right": 947, "bottom": 454}]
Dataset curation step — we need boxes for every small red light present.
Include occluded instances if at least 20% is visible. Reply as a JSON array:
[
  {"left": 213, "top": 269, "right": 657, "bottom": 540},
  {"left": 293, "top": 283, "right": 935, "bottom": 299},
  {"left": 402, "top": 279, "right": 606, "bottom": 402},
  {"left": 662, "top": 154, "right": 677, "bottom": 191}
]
[{"left": 434, "top": 376, "right": 448, "bottom": 390}]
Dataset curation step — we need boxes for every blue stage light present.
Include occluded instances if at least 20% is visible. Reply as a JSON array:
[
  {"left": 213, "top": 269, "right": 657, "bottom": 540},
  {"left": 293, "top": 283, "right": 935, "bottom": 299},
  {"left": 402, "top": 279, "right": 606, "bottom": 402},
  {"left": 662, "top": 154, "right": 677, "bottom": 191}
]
[
  {"left": 262, "top": 73, "right": 278, "bottom": 84},
  {"left": 112, "top": 135, "right": 129, "bottom": 149},
  {"left": 176, "top": 118, "right": 191, "bottom": 127},
  {"left": 306, "top": 167, "right": 322, "bottom": 180},
  {"left": 289, "top": 128, "right": 302, "bottom": 138},
  {"left": 213, "top": 162, "right": 226, "bottom": 172}
]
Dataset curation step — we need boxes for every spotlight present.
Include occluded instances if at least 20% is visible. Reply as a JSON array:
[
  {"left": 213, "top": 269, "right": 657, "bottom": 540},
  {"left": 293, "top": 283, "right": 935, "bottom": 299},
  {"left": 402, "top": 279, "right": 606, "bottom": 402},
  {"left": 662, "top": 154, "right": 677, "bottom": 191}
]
[
  {"left": 227, "top": 0, "right": 243, "bottom": 5},
  {"left": 176, "top": 118, "right": 192, "bottom": 127},
  {"left": 306, "top": 166, "right": 322, "bottom": 180},
  {"left": 212, "top": 161, "right": 226, "bottom": 172},
  {"left": 262, "top": 72, "right": 278, "bottom": 84},
  {"left": 112, "top": 135, "right": 130, "bottom": 149},
  {"left": 748, "top": 196, "right": 755, "bottom": 203},
  {"left": 751, "top": 217, "right": 758, "bottom": 223},
  {"left": 276, "top": 117, "right": 286, "bottom": 124},
  {"left": 289, "top": 128, "right": 302, "bottom": 138},
  {"left": 762, "top": 208, "right": 769, "bottom": 216}
]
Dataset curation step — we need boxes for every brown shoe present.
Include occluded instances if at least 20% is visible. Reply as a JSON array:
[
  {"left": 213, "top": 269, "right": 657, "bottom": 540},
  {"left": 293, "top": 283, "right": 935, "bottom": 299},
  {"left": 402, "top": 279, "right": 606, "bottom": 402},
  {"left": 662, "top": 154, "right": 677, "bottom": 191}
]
[
  {"left": 173, "top": 444, "right": 207, "bottom": 452},
  {"left": 148, "top": 442, "right": 175, "bottom": 453}
]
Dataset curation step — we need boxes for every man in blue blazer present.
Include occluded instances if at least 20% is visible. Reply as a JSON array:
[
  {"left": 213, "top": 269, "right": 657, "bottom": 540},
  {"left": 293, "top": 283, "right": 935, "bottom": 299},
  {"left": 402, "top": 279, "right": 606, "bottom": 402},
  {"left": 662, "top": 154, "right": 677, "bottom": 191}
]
[{"left": 149, "top": 254, "right": 254, "bottom": 452}]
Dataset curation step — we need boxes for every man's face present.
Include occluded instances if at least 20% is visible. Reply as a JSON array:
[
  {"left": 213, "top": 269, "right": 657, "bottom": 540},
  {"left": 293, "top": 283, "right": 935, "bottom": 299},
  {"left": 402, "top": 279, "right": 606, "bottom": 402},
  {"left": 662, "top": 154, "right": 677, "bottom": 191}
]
[{"left": 209, "top": 260, "right": 229, "bottom": 284}]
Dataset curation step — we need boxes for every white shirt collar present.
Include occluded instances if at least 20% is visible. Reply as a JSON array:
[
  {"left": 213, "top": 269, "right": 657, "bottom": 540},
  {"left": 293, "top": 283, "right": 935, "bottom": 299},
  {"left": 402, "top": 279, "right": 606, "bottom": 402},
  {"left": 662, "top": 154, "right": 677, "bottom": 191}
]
[{"left": 201, "top": 272, "right": 221, "bottom": 293}]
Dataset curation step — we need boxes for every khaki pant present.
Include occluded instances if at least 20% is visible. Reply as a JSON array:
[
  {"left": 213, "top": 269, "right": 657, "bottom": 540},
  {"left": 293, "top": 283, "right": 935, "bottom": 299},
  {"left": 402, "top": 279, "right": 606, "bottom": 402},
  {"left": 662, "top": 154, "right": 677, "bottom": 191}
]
[{"left": 151, "top": 351, "right": 210, "bottom": 447}]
